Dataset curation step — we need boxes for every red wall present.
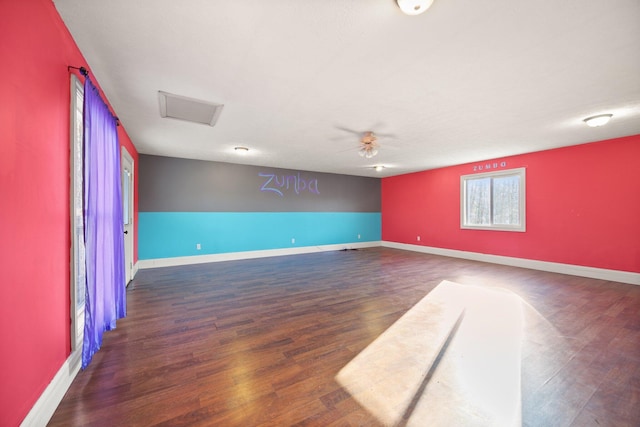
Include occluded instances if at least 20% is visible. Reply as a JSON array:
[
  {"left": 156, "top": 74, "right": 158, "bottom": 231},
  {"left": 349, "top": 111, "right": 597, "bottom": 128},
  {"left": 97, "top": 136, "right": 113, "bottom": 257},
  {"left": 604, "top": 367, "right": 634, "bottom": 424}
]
[
  {"left": 382, "top": 135, "right": 640, "bottom": 273},
  {"left": 0, "top": 1, "right": 138, "bottom": 425}
]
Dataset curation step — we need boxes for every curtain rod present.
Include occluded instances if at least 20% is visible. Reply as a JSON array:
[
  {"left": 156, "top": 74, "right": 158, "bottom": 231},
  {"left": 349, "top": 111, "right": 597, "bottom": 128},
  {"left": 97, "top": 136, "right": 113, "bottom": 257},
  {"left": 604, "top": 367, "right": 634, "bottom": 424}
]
[
  {"left": 68, "top": 65, "right": 120, "bottom": 126},
  {"left": 68, "top": 65, "right": 89, "bottom": 76}
]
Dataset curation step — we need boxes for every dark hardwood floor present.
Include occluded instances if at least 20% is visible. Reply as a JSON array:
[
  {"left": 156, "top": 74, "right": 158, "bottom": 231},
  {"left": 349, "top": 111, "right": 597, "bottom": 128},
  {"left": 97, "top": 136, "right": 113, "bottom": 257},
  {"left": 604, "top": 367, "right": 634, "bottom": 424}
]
[{"left": 48, "top": 248, "right": 640, "bottom": 426}]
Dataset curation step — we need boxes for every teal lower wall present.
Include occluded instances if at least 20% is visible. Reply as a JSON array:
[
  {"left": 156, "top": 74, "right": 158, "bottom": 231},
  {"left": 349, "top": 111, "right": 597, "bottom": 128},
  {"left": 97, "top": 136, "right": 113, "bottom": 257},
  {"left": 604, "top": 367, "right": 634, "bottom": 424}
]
[{"left": 139, "top": 212, "right": 381, "bottom": 260}]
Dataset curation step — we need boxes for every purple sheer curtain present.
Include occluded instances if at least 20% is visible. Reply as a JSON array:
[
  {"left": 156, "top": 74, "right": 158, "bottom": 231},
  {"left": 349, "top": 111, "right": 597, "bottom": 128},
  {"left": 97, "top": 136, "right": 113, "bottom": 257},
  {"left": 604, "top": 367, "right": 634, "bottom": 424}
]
[{"left": 82, "top": 77, "right": 126, "bottom": 369}]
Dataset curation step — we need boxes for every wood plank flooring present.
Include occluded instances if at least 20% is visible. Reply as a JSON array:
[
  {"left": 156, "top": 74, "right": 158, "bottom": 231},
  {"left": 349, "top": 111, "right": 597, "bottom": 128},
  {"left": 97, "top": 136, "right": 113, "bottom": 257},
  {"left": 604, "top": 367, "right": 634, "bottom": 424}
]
[{"left": 48, "top": 248, "right": 640, "bottom": 426}]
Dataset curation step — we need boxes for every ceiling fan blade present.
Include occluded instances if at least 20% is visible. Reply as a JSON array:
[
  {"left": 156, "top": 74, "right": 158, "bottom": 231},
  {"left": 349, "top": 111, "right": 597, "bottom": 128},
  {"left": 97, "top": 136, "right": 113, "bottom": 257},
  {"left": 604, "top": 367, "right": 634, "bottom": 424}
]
[
  {"left": 375, "top": 132, "right": 397, "bottom": 138},
  {"left": 335, "top": 125, "right": 396, "bottom": 139},
  {"left": 366, "top": 121, "right": 397, "bottom": 138},
  {"left": 335, "top": 125, "right": 364, "bottom": 136},
  {"left": 338, "top": 147, "right": 361, "bottom": 154}
]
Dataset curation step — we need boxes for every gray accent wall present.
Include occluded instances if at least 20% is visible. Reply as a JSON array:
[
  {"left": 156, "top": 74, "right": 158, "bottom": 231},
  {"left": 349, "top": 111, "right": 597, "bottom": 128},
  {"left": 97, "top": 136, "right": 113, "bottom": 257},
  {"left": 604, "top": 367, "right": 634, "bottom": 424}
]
[{"left": 139, "top": 155, "right": 381, "bottom": 212}]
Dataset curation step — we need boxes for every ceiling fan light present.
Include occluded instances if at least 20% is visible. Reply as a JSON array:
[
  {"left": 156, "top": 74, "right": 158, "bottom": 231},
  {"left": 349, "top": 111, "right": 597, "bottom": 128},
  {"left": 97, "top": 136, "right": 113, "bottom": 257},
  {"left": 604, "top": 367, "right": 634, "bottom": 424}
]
[
  {"left": 366, "top": 149, "right": 379, "bottom": 159},
  {"left": 397, "top": 0, "right": 434, "bottom": 15},
  {"left": 583, "top": 114, "right": 613, "bottom": 127}
]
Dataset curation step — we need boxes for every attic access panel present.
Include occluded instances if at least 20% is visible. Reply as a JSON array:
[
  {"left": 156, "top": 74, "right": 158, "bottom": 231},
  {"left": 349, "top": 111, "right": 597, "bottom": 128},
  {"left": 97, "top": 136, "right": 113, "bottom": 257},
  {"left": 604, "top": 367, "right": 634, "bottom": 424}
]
[{"left": 158, "top": 91, "right": 223, "bottom": 126}]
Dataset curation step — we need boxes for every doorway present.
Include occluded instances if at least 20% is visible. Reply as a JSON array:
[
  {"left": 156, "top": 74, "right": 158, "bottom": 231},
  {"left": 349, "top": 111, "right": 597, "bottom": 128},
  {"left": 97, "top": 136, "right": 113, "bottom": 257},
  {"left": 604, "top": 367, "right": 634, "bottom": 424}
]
[{"left": 121, "top": 148, "right": 135, "bottom": 285}]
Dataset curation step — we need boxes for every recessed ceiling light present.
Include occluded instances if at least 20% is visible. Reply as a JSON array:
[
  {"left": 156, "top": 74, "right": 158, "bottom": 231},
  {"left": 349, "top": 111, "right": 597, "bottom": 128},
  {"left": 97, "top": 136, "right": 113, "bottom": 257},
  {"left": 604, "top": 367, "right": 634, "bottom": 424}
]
[
  {"left": 397, "top": 0, "right": 434, "bottom": 15},
  {"left": 234, "top": 146, "right": 249, "bottom": 154},
  {"left": 374, "top": 165, "right": 385, "bottom": 172},
  {"left": 583, "top": 114, "right": 613, "bottom": 127}
]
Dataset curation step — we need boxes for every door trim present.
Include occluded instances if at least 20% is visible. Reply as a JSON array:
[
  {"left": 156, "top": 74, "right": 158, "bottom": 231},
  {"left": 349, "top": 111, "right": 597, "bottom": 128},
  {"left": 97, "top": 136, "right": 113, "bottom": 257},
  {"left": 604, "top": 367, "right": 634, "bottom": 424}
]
[{"left": 121, "top": 147, "right": 135, "bottom": 285}]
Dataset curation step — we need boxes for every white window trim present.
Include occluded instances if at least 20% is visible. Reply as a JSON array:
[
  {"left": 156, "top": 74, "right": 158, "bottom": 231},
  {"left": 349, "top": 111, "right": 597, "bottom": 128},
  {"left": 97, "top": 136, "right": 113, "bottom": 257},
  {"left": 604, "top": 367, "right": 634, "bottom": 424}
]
[
  {"left": 460, "top": 167, "right": 526, "bottom": 232},
  {"left": 70, "top": 74, "right": 85, "bottom": 352}
]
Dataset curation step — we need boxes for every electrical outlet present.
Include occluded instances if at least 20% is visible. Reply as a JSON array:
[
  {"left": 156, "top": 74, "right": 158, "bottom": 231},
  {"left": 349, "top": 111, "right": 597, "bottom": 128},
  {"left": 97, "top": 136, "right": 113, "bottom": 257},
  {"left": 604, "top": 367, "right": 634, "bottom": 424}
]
[
  {"left": 358, "top": 234, "right": 361, "bottom": 239},
  {"left": 417, "top": 236, "right": 421, "bottom": 242},
  {"left": 291, "top": 238, "right": 295, "bottom": 244},
  {"left": 196, "top": 243, "right": 201, "bottom": 250}
]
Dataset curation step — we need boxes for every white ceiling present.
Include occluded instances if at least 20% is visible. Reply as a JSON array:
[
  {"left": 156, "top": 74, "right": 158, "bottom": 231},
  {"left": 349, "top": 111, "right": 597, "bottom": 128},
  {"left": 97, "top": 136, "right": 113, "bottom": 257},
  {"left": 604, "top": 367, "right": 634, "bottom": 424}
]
[{"left": 54, "top": 0, "right": 640, "bottom": 177}]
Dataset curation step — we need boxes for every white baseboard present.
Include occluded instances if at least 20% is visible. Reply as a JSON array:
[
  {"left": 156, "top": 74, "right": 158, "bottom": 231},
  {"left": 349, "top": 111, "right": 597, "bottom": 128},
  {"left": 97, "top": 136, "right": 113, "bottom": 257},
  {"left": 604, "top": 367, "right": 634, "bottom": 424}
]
[
  {"left": 382, "top": 241, "right": 640, "bottom": 285},
  {"left": 137, "top": 241, "right": 383, "bottom": 270},
  {"left": 20, "top": 350, "right": 81, "bottom": 427},
  {"left": 137, "top": 241, "right": 639, "bottom": 285}
]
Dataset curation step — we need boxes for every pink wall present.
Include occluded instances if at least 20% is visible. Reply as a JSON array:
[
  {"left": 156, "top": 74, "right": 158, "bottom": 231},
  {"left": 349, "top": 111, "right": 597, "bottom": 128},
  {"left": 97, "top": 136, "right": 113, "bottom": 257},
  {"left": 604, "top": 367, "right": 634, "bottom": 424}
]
[
  {"left": 382, "top": 135, "right": 640, "bottom": 273},
  {"left": 0, "top": 1, "right": 138, "bottom": 425}
]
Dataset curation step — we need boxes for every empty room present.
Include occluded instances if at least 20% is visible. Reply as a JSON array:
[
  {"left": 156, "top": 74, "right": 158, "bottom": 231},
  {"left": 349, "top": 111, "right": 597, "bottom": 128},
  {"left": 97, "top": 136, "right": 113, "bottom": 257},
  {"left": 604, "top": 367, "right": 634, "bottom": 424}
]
[{"left": 2, "top": 1, "right": 639, "bottom": 426}]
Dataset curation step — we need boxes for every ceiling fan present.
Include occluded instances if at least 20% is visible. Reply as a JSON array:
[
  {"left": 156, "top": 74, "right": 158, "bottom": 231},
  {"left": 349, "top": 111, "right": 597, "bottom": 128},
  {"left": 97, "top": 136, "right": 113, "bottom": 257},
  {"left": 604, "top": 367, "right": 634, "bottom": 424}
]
[
  {"left": 358, "top": 131, "right": 379, "bottom": 159},
  {"left": 335, "top": 126, "right": 395, "bottom": 159}
]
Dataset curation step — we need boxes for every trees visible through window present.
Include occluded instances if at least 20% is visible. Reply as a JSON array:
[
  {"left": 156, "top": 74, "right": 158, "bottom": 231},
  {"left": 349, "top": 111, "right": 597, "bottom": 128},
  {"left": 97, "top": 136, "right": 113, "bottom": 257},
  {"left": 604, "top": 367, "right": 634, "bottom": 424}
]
[{"left": 461, "top": 168, "right": 525, "bottom": 231}]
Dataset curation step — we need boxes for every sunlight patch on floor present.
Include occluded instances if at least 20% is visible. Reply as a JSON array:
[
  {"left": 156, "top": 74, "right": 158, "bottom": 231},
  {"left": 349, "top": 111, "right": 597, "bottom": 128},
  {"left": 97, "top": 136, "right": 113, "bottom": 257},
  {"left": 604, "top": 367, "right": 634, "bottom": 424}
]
[{"left": 336, "top": 280, "right": 524, "bottom": 426}]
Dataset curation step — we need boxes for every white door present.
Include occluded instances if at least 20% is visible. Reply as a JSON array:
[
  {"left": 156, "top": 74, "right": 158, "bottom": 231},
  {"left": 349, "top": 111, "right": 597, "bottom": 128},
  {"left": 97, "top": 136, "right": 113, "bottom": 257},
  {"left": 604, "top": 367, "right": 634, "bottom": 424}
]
[{"left": 121, "top": 148, "right": 135, "bottom": 285}]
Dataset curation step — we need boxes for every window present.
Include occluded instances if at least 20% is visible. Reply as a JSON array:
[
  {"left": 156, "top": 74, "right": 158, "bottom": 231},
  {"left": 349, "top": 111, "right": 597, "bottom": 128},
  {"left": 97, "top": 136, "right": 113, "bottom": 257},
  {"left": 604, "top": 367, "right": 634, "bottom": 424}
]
[
  {"left": 461, "top": 168, "right": 525, "bottom": 231},
  {"left": 70, "top": 74, "right": 85, "bottom": 352}
]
